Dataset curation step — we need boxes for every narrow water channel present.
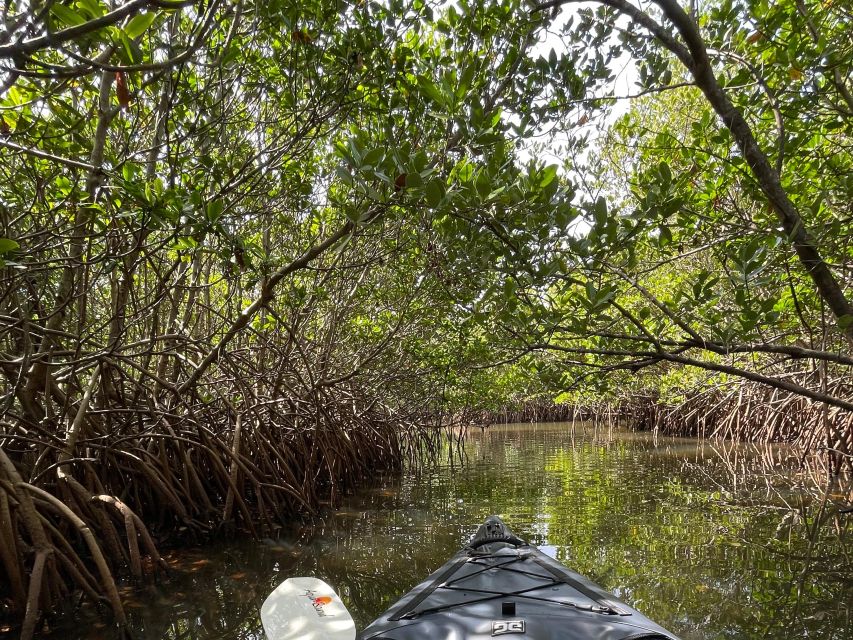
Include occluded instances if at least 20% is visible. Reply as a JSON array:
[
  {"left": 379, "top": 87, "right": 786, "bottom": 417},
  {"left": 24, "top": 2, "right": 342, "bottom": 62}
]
[{"left": 43, "top": 423, "right": 852, "bottom": 639}]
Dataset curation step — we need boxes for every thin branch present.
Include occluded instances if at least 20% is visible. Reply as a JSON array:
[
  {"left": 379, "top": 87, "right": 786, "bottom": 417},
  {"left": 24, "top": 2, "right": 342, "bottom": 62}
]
[
  {"left": 178, "top": 211, "right": 385, "bottom": 393},
  {"left": 0, "top": 0, "right": 197, "bottom": 59},
  {"left": 0, "top": 138, "right": 99, "bottom": 172},
  {"left": 531, "top": 341, "right": 853, "bottom": 412}
]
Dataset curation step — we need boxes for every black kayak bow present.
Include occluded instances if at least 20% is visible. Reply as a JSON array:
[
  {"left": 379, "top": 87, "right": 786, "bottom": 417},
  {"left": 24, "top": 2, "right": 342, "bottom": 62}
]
[{"left": 358, "top": 516, "right": 680, "bottom": 640}]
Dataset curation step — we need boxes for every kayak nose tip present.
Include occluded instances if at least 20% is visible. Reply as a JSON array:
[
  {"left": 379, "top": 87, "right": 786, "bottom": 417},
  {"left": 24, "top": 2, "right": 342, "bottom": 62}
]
[
  {"left": 468, "top": 516, "right": 526, "bottom": 550},
  {"left": 480, "top": 515, "right": 509, "bottom": 540}
]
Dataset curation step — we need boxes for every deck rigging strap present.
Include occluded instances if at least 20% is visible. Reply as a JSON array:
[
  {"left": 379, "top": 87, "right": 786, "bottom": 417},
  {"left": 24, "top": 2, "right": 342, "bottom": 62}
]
[
  {"left": 389, "top": 550, "right": 533, "bottom": 621},
  {"left": 529, "top": 556, "right": 631, "bottom": 616},
  {"left": 402, "top": 580, "right": 622, "bottom": 619},
  {"left": 390, "top": 547, "right": 631, "bottom": 621},
  {"left": 387, "top": 553, "right": 472, "bottom": 621}
]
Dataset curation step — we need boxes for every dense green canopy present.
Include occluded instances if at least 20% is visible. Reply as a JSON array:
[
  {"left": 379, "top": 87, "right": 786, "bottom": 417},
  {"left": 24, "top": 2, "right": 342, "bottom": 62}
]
[{"left": 2, "top": 0, "right": 851, "bottom": 411}]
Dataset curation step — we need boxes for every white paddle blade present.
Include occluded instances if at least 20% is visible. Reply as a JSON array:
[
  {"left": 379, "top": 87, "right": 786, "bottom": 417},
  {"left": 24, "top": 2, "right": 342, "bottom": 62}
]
[{"left": 261, "top": 577, "right": 356, "bottom": 640}]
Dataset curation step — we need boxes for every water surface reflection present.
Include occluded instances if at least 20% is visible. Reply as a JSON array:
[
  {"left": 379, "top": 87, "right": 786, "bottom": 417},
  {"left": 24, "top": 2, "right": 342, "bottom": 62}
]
[{"left": 46, "top": 424, "right": 853, "bottom": 639}]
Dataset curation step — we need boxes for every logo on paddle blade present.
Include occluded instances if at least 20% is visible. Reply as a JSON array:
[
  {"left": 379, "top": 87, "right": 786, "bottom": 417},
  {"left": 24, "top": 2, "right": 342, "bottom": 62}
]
[
  {"left": 302, "top": 589, "right": 334, "bottom": 617},
  {"left": 492, "top": 620, "right": 525, "bottom": 636}
]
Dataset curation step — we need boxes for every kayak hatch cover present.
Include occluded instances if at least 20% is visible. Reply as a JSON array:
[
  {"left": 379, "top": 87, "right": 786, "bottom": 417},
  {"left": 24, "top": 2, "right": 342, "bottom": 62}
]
[{"left": 358, "top": 515, "right": 680, "bottom": 640}]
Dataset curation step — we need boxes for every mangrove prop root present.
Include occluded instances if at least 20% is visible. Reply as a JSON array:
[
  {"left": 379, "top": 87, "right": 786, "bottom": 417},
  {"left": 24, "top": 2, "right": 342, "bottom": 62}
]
[
  {"left": 0, "top": 488, "right": 26, "bottom": 612},
  {"left": 472, "top": 380, "right": 851, "bottom": 476},
  {"left": 222, "top": 413, "right": 243, "bottom": 524},
  {"left": 19, "top": 483, "right": 127, "bottom": 626},
  {"left": 95, "top": 495, "right": 141, "bottom": 578},
  {"left": 21, "top": 549, "right": 50, "bottom": 640},
  {"left": 0, "top": 380, "right": 444, "bottom": 635}
]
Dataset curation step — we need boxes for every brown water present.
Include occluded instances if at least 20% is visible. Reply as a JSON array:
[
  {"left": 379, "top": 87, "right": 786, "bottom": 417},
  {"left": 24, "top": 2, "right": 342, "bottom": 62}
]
[{"left": 40, "top": 423, "right": 853, "bottom": 639}]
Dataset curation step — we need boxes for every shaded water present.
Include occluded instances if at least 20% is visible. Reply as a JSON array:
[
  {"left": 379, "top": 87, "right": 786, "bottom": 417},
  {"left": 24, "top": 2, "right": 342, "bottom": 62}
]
[{"left": 43, "top": 424, "right": 853, "bottom": 639}]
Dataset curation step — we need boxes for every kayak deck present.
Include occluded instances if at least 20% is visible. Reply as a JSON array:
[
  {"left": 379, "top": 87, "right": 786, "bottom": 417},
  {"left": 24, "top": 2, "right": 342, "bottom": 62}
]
[{"left": 359, "top": 516, "right": 679, "bottom": 640}]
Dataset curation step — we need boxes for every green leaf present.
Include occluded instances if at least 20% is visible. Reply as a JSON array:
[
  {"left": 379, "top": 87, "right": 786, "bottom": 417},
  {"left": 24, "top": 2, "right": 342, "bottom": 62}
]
[
  {"left": 592, "top": 197, "right": 607, "bottom": 226},
  {"left": 221, "top": 45, "right": 240, "bottom": 66},
  {"left": 584, "top": 281, "right": 597, "bottom": 306},
  {"left": 347, "top": 138, "right": 364, "bottom": 164},
  {"left": 206, "top": 200, "right": 224, "bottom": 222},
  {"left": 555, "top": 204, "right": 575, "bottom": 230},
  {"left": 173, "top": 236, "right": 198, "bottom": 251},
  {"left": 121, "top": 163, "right": 139, "bottom": 181},
  {"left": 333, "top": 140, "right": 353, "bottom": 163},
  {"left": 0, "top": 238, "right": 19, "bottom": 254},
  {"left": 405, "top": 171, "right": 423, "bottom": 189},
  {"left": 362, "top": 147, "right": 384, "bottom": 167},
  {"left": 475, "top": 171, "right": 491, "bottom": 198},
  {"left": 412, "top": 151, "right": 429, "bottom": 173},
  {"left": 77, "top": 0, "right": 106, "bottom": 19},
  {"left": 336, "top": 166, "right": 353, "bottom": 186},
  {"left": 425, "top": 179, "right": 444, "bottom": 207},
  {"left": 119, "top": 29, "right": 143, "bottom": 64},
  {"left": 51, "top": 4, "right": 87, "bottom": 27},
  {"left": 658, "top": 161, "right": 672, "bottom": 184},
  {"left": 125, "top": 12, "right": 157, "bottom": 39},
  {"left": 540, "top": 165, "right": 558, "bottom": 188},
  {"left": 417, "top": 75, "right": 445, "bottom": 105}
]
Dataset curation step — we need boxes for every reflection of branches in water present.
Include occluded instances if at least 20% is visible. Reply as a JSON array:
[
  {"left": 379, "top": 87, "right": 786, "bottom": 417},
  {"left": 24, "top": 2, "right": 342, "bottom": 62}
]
[
  {"left": 680, "top": 440, "right": 852, "bottom": 509},
  {"left": 670, "top": 441, "right": 852, "bottom": 638},
  {"left": 631, "top": 375, "right": 853, "bottom": 475},
  {"left": 41, "top": 543, "right": 300, "bottom": 640},
  {"left": 37, "top": 424, "right": 853, "bottom": 640},
  {"left": 120, "top": 569, "right": 268, "bottom": 639},
  {"left": 754, "top": 494, "right": 851, "bottom": 640}
]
